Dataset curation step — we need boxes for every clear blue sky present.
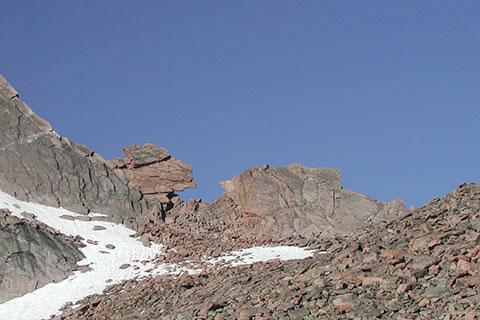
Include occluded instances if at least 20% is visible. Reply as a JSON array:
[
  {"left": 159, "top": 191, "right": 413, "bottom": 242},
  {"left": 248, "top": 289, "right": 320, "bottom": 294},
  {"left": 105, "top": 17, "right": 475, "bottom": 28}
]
[{"left": 1, "top": 1, "right": 479, "bottom": 207}]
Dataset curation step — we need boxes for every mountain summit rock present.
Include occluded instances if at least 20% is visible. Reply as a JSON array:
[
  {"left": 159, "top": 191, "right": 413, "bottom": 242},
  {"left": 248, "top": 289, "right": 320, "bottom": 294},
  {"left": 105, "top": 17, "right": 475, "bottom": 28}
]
[{"left": 219, "top": 163, "right": 408, "bottom": 239}]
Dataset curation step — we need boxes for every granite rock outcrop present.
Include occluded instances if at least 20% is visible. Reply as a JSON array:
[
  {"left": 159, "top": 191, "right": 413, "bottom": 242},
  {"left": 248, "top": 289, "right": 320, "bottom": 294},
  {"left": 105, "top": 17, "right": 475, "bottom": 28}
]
[
  {"left": 0, "top": 209, "right": 84, "bottom": 303},
  {"left": 219, "top": 163, "right": 408, "bottom": 239},
  {"left": 135, "top": 163, "right": 408, "bottom": 263},
  {"left": 7, "top": 74, "right": 468, "bottom": 319},
  {"left": 107, "top": 144, "right": 196, "bottom": 210}
]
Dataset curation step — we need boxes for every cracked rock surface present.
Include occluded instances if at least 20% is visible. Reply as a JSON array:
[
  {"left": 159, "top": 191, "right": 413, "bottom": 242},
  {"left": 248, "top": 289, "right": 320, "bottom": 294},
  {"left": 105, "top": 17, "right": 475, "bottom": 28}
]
[
  {"left": 0, "top": 209, "right": 84, "bottom": 303},
  {"left": 139, "top": 163, "right": 408, "bottom": 255},
  {"left": 0, "top": 74, "right": 146, "bottom": 303},
  {"left": 134, "top": 164, "right": 408, "bottom": 270},
  {"left": 0, "top": 75, "right": 200, "bottom": 305},
  {"left": 107, "top": 143, "right": 197, "bottom": 209},
  {"left": 218, "top": 163, "right": 408, "bottom": 239}
]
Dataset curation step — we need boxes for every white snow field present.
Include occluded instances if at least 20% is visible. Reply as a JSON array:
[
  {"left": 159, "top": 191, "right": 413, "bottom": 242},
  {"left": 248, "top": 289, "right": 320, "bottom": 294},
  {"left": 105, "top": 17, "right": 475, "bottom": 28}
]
[{"left": 0, "top": 189, "right": 315, "bottom": 320}]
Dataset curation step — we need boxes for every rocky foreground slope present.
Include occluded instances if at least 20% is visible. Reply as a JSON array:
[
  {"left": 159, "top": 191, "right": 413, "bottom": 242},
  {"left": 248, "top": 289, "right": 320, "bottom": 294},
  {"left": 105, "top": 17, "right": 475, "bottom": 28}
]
[{"left": 59, "top": 183, "right": 480, "bottom": 320}]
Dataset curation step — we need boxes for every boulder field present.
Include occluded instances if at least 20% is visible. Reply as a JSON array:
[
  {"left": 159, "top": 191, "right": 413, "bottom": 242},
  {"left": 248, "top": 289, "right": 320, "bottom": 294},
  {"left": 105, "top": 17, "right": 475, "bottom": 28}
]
[{"left": 58, "top": 183, "right": 480, "bottom": 319}]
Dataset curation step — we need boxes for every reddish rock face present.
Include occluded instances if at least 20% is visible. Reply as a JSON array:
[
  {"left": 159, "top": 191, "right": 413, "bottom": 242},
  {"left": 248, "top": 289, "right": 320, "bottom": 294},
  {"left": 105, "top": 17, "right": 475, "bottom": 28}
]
[
  {"left": 219, "top": 164, "right": 408, "bottom": 240},
  {"left": 108, "top": 144, "right": 196, "bottom": 207},
  {"left": 381, "top": 249, "right": 405, "bottom": 265},
  {"left": 123, "top": 144, "right": 170, "bottom": 167}
]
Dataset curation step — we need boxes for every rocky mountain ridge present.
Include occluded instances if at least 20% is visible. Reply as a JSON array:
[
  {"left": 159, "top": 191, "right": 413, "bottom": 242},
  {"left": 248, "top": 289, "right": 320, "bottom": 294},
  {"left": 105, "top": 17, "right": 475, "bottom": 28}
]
[
  {"left": 0, "top": 75, "right": 147, "bottom": 220},
  {"left": 0, "top": 74, "right": 406, "bottom": 307},
  {"left": 0, "top": 75, "right": 196, "bottom": 303},
  {"left": 1, "top": 74, "right": 478, "bottom": 319},
  {"left": 218, "top": 163, "right": 407, "bottom": 239}
]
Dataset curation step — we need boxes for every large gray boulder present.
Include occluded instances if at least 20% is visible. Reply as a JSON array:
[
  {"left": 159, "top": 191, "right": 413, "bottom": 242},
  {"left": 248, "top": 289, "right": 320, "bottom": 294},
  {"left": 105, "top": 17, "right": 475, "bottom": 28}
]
[
  {"left": 0, "top": 75, "right": 147, "bottom": 221},
  {"left": 0, "top": 210, "right": 84, "bottom": 303},
  {"left": 219, "top": 164, "right": 408, "bottom": 239}
]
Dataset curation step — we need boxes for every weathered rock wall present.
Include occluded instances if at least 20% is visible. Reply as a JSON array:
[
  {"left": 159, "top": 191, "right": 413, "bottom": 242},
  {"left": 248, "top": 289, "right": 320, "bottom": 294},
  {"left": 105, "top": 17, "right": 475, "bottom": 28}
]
[
  {"left": 135, "top": 163, "right": 409, "bottom": 260},
  {"left": 218, "top": 163, "right": 408, "bottom": 240},
  {"left": 0, "top": 209, "right": 84, "bottom": 303},
  {"left": 107, "top": 144, "right": 196, "bottom": 210}
]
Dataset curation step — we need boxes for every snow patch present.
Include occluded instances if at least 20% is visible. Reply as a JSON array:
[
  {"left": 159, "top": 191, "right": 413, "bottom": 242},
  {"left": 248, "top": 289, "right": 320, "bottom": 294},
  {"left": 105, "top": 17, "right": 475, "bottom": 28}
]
[
  {"left": 0, "top": 190, "right": 164, "bottom": 320},
  {"left": 208, "top": 246, "right": 316, "bottom": 266}
]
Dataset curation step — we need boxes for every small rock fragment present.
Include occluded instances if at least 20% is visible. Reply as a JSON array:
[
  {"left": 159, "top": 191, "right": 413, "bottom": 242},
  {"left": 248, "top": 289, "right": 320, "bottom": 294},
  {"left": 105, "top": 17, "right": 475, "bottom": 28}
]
[{"left": 381, "top": 249, "right": 405, "bottom": 265}]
